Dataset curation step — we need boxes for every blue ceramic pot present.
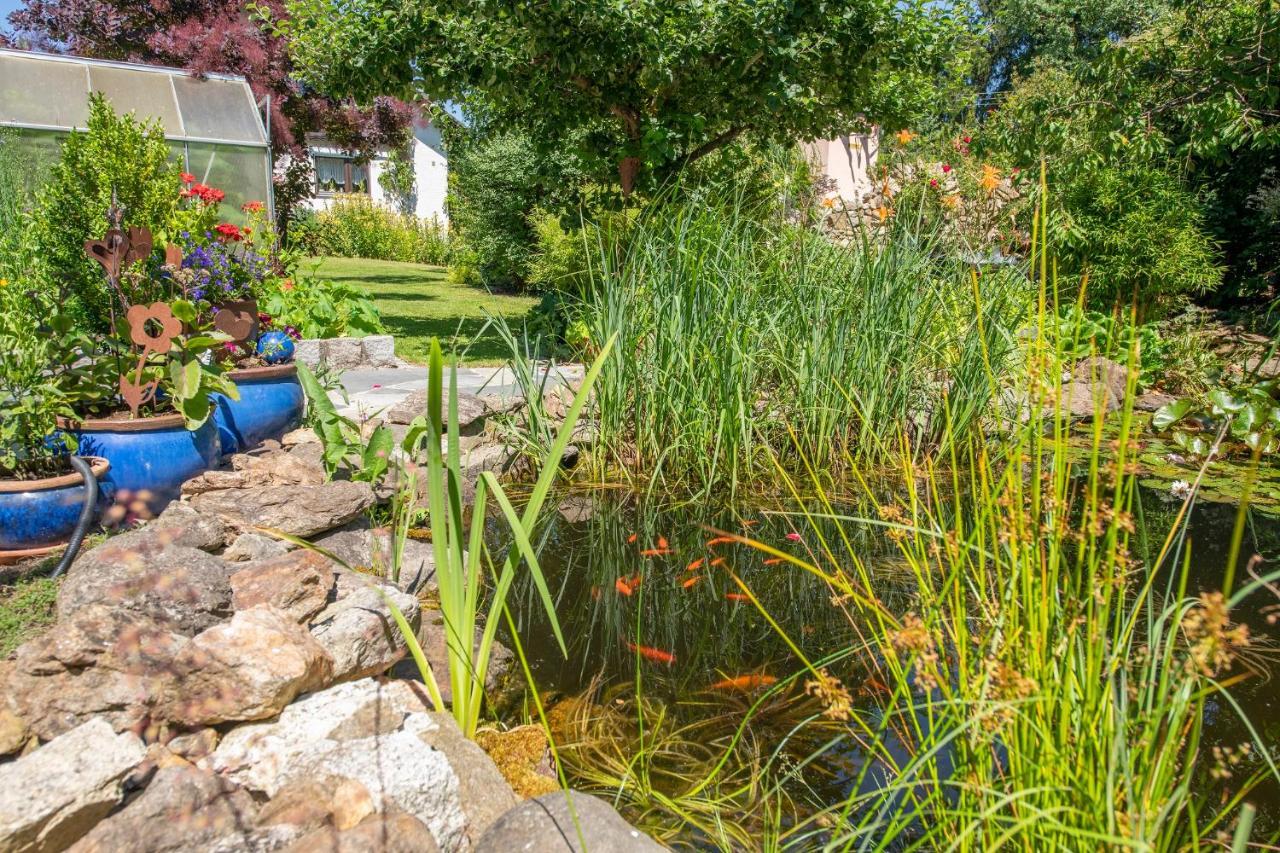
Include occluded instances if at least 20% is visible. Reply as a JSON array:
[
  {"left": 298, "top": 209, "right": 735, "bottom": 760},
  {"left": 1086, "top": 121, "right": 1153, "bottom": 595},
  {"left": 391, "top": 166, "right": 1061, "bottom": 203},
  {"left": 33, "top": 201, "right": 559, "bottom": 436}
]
[
  {"left": 69, "top": 413, "right": 221, "bottom": 515},
  {"left": 212, "top": 364, "right": 304, "bottom": 456},
  {"left": 0, "top": 457, "right": 109, "bottom": 554}
]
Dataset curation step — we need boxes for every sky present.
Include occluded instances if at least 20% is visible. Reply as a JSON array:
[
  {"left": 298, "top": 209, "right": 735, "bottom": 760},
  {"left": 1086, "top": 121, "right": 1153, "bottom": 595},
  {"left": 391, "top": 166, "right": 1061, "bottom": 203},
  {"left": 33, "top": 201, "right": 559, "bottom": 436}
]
[{"left": 0, "top": 0, "right": 18, "bottom": 34}]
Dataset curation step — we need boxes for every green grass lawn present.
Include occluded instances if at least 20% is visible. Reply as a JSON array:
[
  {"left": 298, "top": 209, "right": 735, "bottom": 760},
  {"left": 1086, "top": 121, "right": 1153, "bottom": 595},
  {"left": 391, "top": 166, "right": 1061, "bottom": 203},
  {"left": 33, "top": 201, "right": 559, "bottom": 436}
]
[{"left": 307, "top": 256, "right": 538, "bottom": 365}]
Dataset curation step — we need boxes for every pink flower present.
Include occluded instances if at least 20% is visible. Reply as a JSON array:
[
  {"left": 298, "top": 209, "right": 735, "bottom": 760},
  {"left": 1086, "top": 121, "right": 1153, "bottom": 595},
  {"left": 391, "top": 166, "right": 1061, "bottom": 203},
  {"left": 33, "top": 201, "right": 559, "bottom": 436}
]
[
  {"left": 785, "top": 532, "right": 802, "bottom": 542},
  {"left": 929, "top": 179, "right": 939, "bottom": 189},
  {"left": 941, "top": 164, "right": 952, "bottom": 174}
]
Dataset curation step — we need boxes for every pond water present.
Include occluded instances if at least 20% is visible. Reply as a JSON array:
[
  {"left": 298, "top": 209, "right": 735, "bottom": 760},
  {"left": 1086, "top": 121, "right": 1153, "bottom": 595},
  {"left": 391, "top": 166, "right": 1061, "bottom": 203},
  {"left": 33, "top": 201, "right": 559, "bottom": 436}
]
[{"left": 492, "top": 485, "right": 1280, "bottom": 848}]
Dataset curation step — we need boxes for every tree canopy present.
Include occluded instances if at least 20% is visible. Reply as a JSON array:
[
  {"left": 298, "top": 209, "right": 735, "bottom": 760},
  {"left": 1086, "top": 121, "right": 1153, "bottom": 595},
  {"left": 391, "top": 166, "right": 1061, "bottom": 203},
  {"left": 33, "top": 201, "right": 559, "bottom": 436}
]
[{"left": 283, "top": 0, "right": 969, "bottom": 192}]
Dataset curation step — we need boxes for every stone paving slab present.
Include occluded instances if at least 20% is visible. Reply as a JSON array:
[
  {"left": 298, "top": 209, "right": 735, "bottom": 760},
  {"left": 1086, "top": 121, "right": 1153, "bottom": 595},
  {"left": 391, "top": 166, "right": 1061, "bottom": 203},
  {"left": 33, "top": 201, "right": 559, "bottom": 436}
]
[{"left": 333, "top": 363, "right": 584, "bottom": 421}]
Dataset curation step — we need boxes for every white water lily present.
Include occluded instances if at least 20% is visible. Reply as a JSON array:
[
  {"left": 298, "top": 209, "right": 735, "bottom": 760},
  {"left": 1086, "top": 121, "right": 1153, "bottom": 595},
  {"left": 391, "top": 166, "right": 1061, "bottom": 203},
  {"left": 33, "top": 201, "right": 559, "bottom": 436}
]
[{"left": 1170, "top": 480, "right": 1192, "bottom": 498}]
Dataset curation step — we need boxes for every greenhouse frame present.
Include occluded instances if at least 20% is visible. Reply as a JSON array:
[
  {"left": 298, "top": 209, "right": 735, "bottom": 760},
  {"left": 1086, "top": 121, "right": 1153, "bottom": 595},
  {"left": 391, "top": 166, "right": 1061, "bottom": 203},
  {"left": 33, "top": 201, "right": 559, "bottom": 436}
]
[{"left": 0, "top": 48, "right": 273, "bottom": 225}]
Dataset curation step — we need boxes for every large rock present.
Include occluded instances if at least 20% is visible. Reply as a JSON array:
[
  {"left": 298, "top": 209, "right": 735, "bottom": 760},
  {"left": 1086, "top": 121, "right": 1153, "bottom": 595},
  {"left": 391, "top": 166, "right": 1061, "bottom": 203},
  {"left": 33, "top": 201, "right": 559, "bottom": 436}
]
[
  {"left": 101, "top": 503, "right": 229, "bottom": 554},
  {"left": 190, "top": 481, "right": 375, "bottom": 538},
  {"left": 475, "top": 791, "right": 663, "bottom": 853},
  {"left": 58, "top": 538, "right": 234, "bottom": 636},
  {"left": 164, "top": 607, "right": 333, "bottom": 727},
  {"left": 1073, "top": 356, "right": 1129, "bottom": 404},
  {"left": 0, "top": 718, "right": 145, "bottom": 853},
  {"left": 386, "top": 390, "right": 490, "bottom": 433},
  {"left": 283, "top": 809, "right": 440, "bottom": 853},
  {"left": 222, "top": 532, "right": 291, "bottom": 563},
  {"left": 65, "top": 766, "right": 266, "bottom": 853},
  {"left": 361, "top": 335, "right": 398, "bottom": 369},
  {"left": 5, "top": 606, "right": 187, "bottom": 740},
  {"left": 230, "top": 550, "right": 331, "bottom": 623},
  {"left": 209, "top": 679, "right": 518, "bottom": 850},
  {"left": 181, "top": 449, "right": 326, "bottom": 496},
  {"left": 309, "top": 572, "right": 420, "bottom": 682},
  {"left": 313, "top": 524, "right": 436, "bottom": 595}
]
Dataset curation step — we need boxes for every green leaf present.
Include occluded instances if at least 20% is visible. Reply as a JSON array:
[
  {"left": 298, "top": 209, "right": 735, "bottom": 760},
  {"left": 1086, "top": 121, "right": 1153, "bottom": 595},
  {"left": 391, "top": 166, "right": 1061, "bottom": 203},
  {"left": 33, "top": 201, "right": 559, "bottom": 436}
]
[{"left": 1152, "top": 398, "right": 1192, "bottom": 431}]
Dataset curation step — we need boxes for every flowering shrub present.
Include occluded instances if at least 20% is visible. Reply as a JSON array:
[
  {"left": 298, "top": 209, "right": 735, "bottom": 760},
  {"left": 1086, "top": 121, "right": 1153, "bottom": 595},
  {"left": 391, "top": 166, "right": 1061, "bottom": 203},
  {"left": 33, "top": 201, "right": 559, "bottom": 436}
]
[{"left": 290, "top": 195, "right": 448, "bottom": 265}]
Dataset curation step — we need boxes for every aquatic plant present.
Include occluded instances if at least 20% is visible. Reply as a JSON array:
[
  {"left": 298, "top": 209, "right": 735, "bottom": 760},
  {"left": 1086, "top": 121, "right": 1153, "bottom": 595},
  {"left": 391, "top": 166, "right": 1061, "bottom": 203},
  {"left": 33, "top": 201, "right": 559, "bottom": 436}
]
[{"left": 564, "top": 187, "right": 1030, "bottom": 498}]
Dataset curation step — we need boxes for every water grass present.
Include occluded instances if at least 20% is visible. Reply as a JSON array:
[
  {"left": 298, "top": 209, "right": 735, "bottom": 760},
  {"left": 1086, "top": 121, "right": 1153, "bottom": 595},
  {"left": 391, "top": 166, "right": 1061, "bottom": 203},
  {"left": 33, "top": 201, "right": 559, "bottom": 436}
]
[{"left": 570, "top": 189, "right": 1030, "bottom": 499}]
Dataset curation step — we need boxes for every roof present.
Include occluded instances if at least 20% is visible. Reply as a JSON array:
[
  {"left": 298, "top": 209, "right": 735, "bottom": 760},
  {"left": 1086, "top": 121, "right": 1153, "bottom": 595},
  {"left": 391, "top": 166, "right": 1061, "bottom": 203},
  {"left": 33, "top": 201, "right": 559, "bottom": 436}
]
[{"left": 0, "top": 48, "right": 269, "bottom": 148}]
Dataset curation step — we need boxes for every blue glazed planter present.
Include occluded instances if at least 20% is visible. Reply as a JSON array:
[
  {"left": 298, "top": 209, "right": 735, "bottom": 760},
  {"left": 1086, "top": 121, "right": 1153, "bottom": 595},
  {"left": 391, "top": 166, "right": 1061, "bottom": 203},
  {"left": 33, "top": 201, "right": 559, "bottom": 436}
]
[
  {"left": 213, "top": 364, "right": 304, "bottom": 456},
  {"left": 0, "top": 457, "right": 109, "bottom": 555},
  {"left": 69, "top": 413, "right": 221, "bottom": 515}
]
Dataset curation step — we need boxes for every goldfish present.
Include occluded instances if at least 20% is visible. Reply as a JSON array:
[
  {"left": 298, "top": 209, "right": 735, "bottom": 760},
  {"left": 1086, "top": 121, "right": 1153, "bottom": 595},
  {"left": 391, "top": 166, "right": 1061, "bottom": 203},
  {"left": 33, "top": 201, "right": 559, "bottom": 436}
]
[
  {"left": 763, "top": 558, "right": 784, "bottom": 565},
  {"left": 640, "top": 548, "right": 671, "bottom": 557},
  {"left": 626, "top": 642, "right": 675, "bottom": 665},
  {"left": 710, "top": 557, "right": 726, "bottom": 567},
  {"left": 591, "top": 585, "right": 601, "bottom": 600},
  {"left": 657, "top": 536, "right": 669, "bottom": 549},
  {"left": 627, "top": 534, "right": 638, "bottom": 544},
  {"left": 615, "top": 577, "right": 634, "bottom": 596},
  {"left": 726, "top": 592, "right": 750, "bottom": 602},
  {"left": 681, "top": 576, "right": 702, "bottom": 589},
  {"left": 710, "top": 674, "right": 778, "bottom": 691},
  {"left": 706, "top": 536, "right": 736, "bottom": 546},
  {"left": 685, "top": 558, "right": 705, "bottom": 572},
  {"left": 741, "top": 520, "right": 759, "bottom": 528},
  {"left": 785, "top": 532, "right": 802, "bottom": 542}
]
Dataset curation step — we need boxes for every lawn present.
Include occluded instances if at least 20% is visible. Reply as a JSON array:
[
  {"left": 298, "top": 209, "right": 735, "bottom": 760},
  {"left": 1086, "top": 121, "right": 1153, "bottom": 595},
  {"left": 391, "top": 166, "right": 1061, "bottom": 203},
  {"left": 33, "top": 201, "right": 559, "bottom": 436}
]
[{"left": 307, "top": 256, "right": 539, "bottom": 365}]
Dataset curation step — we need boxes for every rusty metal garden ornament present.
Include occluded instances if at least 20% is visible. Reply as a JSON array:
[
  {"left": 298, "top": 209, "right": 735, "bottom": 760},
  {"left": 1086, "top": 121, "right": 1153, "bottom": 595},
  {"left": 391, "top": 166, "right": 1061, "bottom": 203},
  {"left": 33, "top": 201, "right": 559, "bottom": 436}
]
[
  {"left": 117, "top": 302, "right": 181, "bottom": 418},
  {"left": 84, "top": 200, "right": 153, "bottom": 312}
]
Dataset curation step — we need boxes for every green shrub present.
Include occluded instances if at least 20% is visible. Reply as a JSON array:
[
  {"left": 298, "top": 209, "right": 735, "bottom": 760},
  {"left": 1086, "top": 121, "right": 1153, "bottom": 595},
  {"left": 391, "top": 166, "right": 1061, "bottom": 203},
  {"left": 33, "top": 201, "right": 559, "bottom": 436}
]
[
  {"left": 290, "top": 195, "right": 448, "bottom": 265},
  {"left": 447, "top": 133, "right": 542, "bottom": 288},
  {"left": 526, "top": 209, "right": 588, "bottom": 292},
  {"left": 31, "top": 94, "right": 181, "bottom": 331},
  {"left": 258, "top": 266, "right": 383, "bottom": 339}
]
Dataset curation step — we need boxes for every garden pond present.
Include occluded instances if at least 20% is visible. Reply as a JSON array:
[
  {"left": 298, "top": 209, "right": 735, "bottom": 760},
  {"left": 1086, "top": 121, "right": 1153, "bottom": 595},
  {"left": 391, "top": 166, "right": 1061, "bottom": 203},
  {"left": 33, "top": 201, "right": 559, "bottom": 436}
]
[{"left": 490, "top": 481, "right": 1280, "bottom": 848}]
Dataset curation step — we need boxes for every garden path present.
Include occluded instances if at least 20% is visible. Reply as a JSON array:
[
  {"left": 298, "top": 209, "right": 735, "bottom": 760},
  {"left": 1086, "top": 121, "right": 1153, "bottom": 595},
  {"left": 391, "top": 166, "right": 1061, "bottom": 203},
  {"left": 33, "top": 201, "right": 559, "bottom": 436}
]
[{"left": 334, "top": 363, "right": 584, "bottom": 421}]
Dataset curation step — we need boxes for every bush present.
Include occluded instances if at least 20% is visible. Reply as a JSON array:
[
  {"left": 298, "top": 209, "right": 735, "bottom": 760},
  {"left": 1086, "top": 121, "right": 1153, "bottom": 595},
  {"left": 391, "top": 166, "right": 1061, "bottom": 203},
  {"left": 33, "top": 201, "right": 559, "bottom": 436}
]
[
  {"left": 447, "top": 133, "right": 542, "bottom": 288},
  {"left": 526, "top": 209, "right": 588, "bottom": 292},
  {"left": 257, "top": 266, "right": 383, "bottom": 339},
  {"left": 290, "top": 195, "right": 448, "bottom": 265},
  {"left": 30, "top": 94, "right": 181, "bottom": 331}
]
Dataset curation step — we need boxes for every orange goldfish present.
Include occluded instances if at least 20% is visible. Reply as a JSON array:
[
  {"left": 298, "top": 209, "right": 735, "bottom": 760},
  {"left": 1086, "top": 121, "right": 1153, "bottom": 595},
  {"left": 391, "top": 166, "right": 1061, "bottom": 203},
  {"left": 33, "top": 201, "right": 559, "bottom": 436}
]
[
  {"left": 615, "top": 577, "right": 634, "bottom": 596},
  {"left": 627, "top": 534, "right": 638, "bottom": 544},
  {"left": 706, "top": 536, "right": 736, "bottom": 546},
  {"left": 763, "top": 558, "right": 784, "bottom": 565},
  {"left": 726, "top": 592, "right": 750, "bottom": 602},
  {"left": 681, "top": 576, "right": 702, "bottom": 589},
  {"left": 657, "top": 536, "right": 669, "bottom": 549},
  {"left": 710, "top": 674, "right": 778, "bottom": 691},
  {"left": 685, "top": 558, "right": 705, "bottom": 572},
  {"left": 626, "top": 642, "right": 675, "bottom": 665},
  {"left": 640, "top": 548, "right": 671, "bottom": 557},
  {"left": 710, "top": 557, "right": 726, "bottom": 567}
]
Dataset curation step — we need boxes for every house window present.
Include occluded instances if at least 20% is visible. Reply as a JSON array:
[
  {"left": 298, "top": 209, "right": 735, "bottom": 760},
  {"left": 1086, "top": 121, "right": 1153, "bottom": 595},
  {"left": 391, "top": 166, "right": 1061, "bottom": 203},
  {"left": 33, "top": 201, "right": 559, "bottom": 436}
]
[{"left": 314, "top": 155, "right": 370, "bottom": 195}]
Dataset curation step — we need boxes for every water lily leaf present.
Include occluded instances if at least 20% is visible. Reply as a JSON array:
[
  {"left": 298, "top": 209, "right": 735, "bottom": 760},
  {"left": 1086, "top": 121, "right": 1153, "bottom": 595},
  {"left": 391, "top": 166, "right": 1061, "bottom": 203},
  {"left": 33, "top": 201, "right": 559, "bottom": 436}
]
[{"left": 1152, "top": 399, "right": 1192, "bottom": 430}]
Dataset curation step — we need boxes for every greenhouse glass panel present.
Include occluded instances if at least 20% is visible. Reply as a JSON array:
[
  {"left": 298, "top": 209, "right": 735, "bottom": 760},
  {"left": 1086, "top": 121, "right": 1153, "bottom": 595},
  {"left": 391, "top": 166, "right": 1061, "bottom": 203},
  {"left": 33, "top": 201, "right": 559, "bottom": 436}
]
[
  {"left": 172, "top": 76, "right": 265, "bottom": 144},
  {"left": 88, "top": 66, "right": 184, "bottom": 132},
  {"left": 0, "top": 53, "right": 90, "bottom": 129},
  {"left": 186, "top": 142, "right": 271, "bottom": 226}
]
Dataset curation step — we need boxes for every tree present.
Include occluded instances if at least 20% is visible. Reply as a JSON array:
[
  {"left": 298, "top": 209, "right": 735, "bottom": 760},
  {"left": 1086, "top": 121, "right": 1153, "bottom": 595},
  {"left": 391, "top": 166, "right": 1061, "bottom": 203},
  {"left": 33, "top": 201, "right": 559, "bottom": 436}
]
[
  {"left": 6, "top": 0, "right": 412, "bottom": 158},
  {"left": 282, "top": 0, "right": 970, "bottom": 193}
]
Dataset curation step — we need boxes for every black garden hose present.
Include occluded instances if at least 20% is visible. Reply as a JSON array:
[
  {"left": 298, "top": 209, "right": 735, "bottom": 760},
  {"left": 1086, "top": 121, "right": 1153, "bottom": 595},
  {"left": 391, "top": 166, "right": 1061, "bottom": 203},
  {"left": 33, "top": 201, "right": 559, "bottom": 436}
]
[{"left": 50, "top": 455, "right": 99, "bottom": 579}]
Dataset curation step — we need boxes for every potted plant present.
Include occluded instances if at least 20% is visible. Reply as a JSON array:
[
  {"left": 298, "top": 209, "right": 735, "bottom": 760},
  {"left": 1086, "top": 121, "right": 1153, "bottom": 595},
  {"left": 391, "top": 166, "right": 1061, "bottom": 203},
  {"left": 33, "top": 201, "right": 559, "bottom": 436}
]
[{"left": 0, "top": 312, "right": 108, "bottom": 562}]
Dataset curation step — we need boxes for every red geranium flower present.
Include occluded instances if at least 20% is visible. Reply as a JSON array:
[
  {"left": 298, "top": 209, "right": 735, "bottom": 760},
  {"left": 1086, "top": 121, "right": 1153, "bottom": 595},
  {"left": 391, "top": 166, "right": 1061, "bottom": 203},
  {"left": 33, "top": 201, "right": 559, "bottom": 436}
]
[
  {"left": 241, "top": 200, "right": 264, "bottom": 213},
  {"left": 181, "top": 172, "right": 195, "bottom": 184},
  {"left": 214, "top": 223, "right": 244, "bottom": 242},
  {"left": 941, "top": 164, "right": 952, "bottom": 173}
]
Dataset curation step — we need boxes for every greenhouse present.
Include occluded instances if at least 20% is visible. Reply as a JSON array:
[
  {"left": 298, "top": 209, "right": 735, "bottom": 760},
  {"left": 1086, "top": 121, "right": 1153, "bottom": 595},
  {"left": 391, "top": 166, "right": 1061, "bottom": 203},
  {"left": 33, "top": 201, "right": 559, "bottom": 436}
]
[{"left": 0, "top": 48, "right": 271, "bottom": 224}]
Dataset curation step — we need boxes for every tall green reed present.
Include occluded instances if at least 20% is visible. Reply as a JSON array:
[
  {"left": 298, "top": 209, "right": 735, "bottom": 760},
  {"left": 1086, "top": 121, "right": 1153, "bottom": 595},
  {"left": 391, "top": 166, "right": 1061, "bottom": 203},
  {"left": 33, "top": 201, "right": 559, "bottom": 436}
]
[{"left": 576, "top": 189, "right": 1028, "bottom": 499}]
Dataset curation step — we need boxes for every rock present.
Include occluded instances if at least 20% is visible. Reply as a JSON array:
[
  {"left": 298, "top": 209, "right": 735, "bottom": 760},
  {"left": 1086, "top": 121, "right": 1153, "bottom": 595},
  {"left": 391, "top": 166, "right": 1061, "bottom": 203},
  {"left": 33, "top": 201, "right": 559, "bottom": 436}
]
[
  {"left": 1136, "top": 390, "right": 1177, "bottom": 412},
  {"left": 181, "top": 449, "right": 325, "bottom": 496},
  {"left": 393, "top": 617, "right": 511, "bottom": 708},
  {"left": 65, "top": 766, "right": 263, "bottom": 853},
  {"left": 0, "top": 708, "right": 30, "bottom": 757},
  {"left": 556, "top": 494, "right": 597, "bottom": 524},
  {"left": 230, "top": 550, "right": 331, "bottom": 623},
  {"left": 4, "top": 606, "right": 186, "bottom": 739},
  {"left": 1061, "top": 379, "right": 1119, "bottom": 419},
  {"left": 190, "top": 481, "right": 376, "bottom": 539},
  {"left": 222, "top": 533, "right": 291, "bottom": 563},
  {"left": 165, "top": 728, "right": 219, "bottom": 762},
  {"left": 146, "top": 503, "right": 230, "bottom": 552},
  {"left": 280, "top": 427, "right": 318, "bottom": 448},
  {"left": 460, "top": 443, "right": 514, "bottom": 481},
  {"left": 476, "top": 391, "right": 525, "bottom": 416},
  {"left": 309, "top": 573, "right": 420, "bottom": 682},
  {"left": 283, "top": 809, "right": 440, "bottom": 853},
  {"left": 58, "top": 538, "right": 234, "bottom": 636},
  {"left": 209, "top": 679, "right": 518, "bottom": 850},
  {"left": 386, "top": 389, "right": 490, "bottom": 433},
  {"left": 323, "top": 338, "right": 366, "bottom": 371},
  {"left": 361, "top": 335, "right": 398, "bottom": 368},
  {"left": 0, "top": 718, "right": 146, "bottom": 853},
  {"left": 164, "top": 608, "right": 333, "bottom": 727},
  {"left": 294, "top": 338, "right": 322, "bottom": 369},
  {"left": 1073, "top": 356, "right": 1129, "bottom": 404},
  {"left": 313, "top": 523, "right": 436, "bottom": 595},
  {"left": 475, "top": 791, "right": 663, "bottom": 853}
]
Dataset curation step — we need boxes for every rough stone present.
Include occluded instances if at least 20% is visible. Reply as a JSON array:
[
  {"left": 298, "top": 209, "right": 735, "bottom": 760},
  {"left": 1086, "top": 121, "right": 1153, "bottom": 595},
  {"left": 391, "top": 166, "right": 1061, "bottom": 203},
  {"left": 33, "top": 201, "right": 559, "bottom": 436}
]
[
  {"left": 392, "top": 617, "right": 512, "bottom": 708},
  {"left": 1136, "top": 390, "right": 1177, "bottom": 413},
  {"left": 323, "top": 338, "right": 366, "bottom": 371},
  {"left": 65, "top": 766, "right": 262, "bottom": 853},
  {"left": 165, "top": 728, "right": 219, "bottom": 762},
  {"left": 1061, "top": 379, "right": 1120, "bottom": 419},
  {"left": 309, "top": 573, "right": 420, "bottom": 682},
  {"left": 313, "top": 523, "right": 436, "bottom": 595},
  {"left": 280, "top": 427, "right": 319, "bottom": 448},
  {"left": 57, "top": 537, "right": 234, "bottom": 636},
  {"left": 4, "top": 606, "right": 186, "bottom": 740},
  {"left": 164, "top": 607, "right": 334, "bottom": 727},
  {"left": 222, "top": 533, "right": 291, "bottom": 563},
  {"left": 209, "top": 679, "right": 517, "bottom": 850},
  {"left": 230, "top": 550, "right": 331, "bottom": 623},
  {"left": 0, "top": 718, "right": 146, "bottom": 853},
  {"left": 1072, "top": 356, "right": 1129, "bottom": 404},
  {"left": 190, "top": 481, "right": 376, "bottom": 539},
  {"left": 294, "top": 339, "right": 322, "bottom": 369},
  {"left": 361, "top": 335, "right": 398, "bottom": 368},
  {"left": 475, "top": 791, "right": 664, "bottom": 853},
  {"left": 282, "top": 809, "right": 441, "bottom": 853},
  {"left": 386, "top": 389, "right": 490, "bottom": 433},
  {"left": 181, "top": 449, "right": 325, "bottom": 497},
  {"left": 0, "top": 708, "right": 30, "bottom": 756}
]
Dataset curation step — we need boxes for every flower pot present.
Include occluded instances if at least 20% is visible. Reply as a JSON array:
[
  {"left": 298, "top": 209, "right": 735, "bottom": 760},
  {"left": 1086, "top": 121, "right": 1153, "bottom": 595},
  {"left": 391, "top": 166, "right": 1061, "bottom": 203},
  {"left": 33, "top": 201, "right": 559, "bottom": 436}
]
[
  {"left": 213, "top": 363, "right": 304, "bottom": 456},
  {"left": 65, "top": 413, "right": 221, "bottom": 515},
  {"left": 0, "top": 457, "right": 109, "bottom": 560}
]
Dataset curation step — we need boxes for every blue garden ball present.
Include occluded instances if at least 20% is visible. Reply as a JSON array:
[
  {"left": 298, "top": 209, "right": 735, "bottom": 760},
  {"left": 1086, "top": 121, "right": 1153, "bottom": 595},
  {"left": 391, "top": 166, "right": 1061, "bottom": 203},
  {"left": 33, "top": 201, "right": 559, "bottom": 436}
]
[{"left": 256, "top": 330, "right": 296, "bottom": 365}]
